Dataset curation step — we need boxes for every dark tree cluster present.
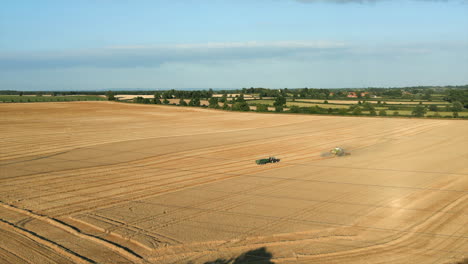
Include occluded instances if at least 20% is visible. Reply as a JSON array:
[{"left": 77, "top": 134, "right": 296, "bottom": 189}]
[{"left": 444, "top": 89, "right": 468, "bottom": 109}]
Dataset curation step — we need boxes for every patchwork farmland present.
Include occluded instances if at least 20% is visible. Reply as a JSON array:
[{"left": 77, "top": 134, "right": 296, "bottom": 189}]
[{"left": 0, "top": 102, "right": 467, "bottom": 264}]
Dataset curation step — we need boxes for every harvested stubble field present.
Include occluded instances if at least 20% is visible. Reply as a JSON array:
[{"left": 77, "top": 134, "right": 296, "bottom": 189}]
[{"left": 0, "top": 101, "right": 467, "bottom": 264}]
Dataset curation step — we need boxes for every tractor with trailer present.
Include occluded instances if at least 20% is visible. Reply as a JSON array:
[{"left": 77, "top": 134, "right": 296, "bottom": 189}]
[{"left": 256, "top": 157, "right": 281, "bottom": 165}]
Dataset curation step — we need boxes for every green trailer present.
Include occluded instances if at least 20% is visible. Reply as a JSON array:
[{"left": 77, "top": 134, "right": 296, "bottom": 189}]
[{"left": 255, "top": 157, "right": 280, "bottom": 165}]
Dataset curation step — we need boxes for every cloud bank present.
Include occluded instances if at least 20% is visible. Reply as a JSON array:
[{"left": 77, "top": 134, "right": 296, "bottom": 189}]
[{"left": 0, "top": 41, "right": 347, "bottom": 70}]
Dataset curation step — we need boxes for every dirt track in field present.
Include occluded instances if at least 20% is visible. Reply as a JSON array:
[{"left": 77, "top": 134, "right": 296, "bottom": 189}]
[{"left": 0, "top": 101, "right": 467, "bottom": 264}]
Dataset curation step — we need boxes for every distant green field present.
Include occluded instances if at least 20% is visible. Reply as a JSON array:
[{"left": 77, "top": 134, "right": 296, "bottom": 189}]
[
  {"left": 246, "top": 99, "right": 275, "bottom": 105},
  {"left": 248, "top": 99, "right": 354, "bottom": 108},
  {"left": 0, "top": 95, "right": 105, "bottom": 103},
  {"left": 248, "top": 98, "right": 449, "bottom": 106},
  {"left": 287, "top": 102, "right": 351, "bottom": 108},
  {"left": 294, "top": 99, "right": 450, "bottom": 105},
  {"left": 354, "top": 110, "right": 466, "bottom": 117},
  {"left": 245, "top": 98, "right": 466, "bottom": 118},
  {"left": 394, "top": 110, "right": 468, "bottom": 117}
]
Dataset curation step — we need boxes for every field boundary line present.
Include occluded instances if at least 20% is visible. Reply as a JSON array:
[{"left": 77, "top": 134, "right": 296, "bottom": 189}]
[
  {"left": 0, "top": 218, "right": 96, "bottom": 264},
  {"left": 0, "top": 201, "right": 147, "bottom": 264}
]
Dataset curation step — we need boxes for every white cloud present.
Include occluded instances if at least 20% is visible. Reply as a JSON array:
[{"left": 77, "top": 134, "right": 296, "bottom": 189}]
[
  {"left": 109, "top": 41, "right": 345, "bottom": 50},
  {"left": 0, "top": 41, "right": 347, "bottom": 70}
]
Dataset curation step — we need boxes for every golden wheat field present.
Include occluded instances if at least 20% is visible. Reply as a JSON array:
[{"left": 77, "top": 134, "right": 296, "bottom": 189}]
[{"left": 0, "top": 102, "right": 467, "bottom": 264}]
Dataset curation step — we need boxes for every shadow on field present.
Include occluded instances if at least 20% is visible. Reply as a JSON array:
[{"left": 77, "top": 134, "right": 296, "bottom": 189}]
[{"left": 201, "top": 247, "right": 274, "bottom": 264}]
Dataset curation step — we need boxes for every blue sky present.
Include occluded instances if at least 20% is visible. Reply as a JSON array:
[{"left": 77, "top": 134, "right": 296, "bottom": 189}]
[{"left": 1, "top": 0, "right": 467, "bottom": 90}]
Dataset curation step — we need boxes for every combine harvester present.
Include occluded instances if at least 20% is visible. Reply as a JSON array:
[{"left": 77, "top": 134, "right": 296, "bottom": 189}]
[
  {"left": 329, "top": 147, "right": 350, "bottom": 157},
  {"left": 256, "top": 157, "right": 280, "bottom": 165},
  {"left": 321, "top": 147, "right": 351, "bottom": 157}
]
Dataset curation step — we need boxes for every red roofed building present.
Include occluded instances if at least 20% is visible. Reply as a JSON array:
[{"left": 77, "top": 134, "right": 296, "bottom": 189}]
[{"left": 347, "top": 92, "right": 358, "bottom": 98}]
